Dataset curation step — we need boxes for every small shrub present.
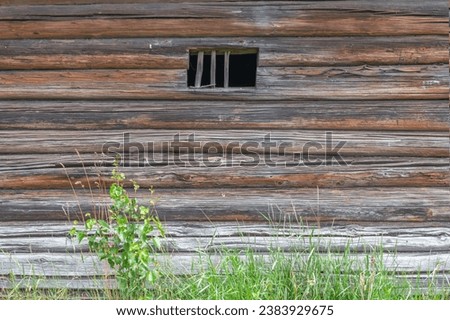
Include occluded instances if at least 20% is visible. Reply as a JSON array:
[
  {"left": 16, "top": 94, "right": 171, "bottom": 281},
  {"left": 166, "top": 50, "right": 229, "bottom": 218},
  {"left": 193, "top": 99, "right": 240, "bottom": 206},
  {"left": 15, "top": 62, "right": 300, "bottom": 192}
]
[{"left": 70, "top": 160, "right": 164, "bottom": 299}]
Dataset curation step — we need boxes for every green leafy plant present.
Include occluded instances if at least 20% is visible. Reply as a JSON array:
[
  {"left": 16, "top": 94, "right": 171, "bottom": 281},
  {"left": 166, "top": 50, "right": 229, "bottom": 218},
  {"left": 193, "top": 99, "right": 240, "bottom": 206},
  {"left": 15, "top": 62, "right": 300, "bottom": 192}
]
[{"left": 70, "top": 160, "right": 164, "bottom": 299}]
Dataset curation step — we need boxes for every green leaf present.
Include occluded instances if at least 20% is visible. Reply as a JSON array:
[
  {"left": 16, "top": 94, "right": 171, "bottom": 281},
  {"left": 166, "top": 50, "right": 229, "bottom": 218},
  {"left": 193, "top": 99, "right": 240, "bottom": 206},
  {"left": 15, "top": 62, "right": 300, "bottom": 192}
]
[
  {"left": 77, "top": 231, "right": 86, "bottom": 243},
  {"left": 85, "top": 218, "right": 96, "bottom": 230},
  {"left": 98, "top": 219, "right": 110, "bottom": 230}
]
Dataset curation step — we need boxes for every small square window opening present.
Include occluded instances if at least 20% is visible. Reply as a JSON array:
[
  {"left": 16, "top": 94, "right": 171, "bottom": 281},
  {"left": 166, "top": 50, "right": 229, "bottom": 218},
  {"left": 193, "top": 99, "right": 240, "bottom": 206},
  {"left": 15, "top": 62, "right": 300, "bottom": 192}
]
[{"left": 188, "top": 49, "right": 258, "bottom": 88}]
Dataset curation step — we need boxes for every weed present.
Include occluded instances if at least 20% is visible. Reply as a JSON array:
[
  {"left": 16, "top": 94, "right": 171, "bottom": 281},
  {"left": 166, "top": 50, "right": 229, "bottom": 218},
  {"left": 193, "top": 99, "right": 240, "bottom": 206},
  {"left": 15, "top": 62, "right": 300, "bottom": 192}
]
[{"left": 69, "top": 158, "right": 164, "bottom": 299}]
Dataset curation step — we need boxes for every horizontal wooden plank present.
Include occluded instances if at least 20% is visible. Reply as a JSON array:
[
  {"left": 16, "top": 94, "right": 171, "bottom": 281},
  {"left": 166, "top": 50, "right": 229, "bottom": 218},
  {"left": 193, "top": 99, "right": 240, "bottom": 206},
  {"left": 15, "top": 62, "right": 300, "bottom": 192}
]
[
  {"left": 0, "top": 1, "right": 446, "bottom": 20},
  {"left": 0, "top": 54, "right": 187, "bottom": 70},
  {"left": 2, "top": 222, "right": 450, "bottom": 254},
  {"left": 0, "top": 188, "right": 448, "bottom": 222},
  {"left": 1, "top": 154, "right": 448, "bottom": 171},
  {"left": 0, "top": 69, "right": 182, "bottom": 86},
  {"left": 0, "top": 1, "right": 446, "bottom": 16},
  {"left": 1, "top": 252, "right": 449, "bottom": 278},
  {"left": 4, "top": 233, "right": 450, "bottom": 255},
  {"left": 1, "top": 130, "right": 447, "bottom": 157},
  {"left": 0, "top": 66, "right": 446, "bottom": 100},
  {"left": 1, "top": 158, "right": 448, "bottom": 189},
  {"left": 1, "top": 36, "right": 446, "bottom": 67},
  {"left": 0, "top": 100, "right": 447, "bottom": 131},
  {"left": 3, "top": 221, "right": 450, "bottom": 239},
  {"left": 0, "top": 15, "right": 445, "bottom": 40}
]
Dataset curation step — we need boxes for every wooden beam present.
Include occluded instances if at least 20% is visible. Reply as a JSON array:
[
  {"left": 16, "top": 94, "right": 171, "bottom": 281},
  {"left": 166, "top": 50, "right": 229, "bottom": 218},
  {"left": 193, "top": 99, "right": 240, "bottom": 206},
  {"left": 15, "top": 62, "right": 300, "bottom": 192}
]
[
  {"left": 0, "top": 1, "right": 446, "bottom": 18},
  {"left": 0, "top": 188, "right": 448, "bottom": 222},
  {"left": 224, "top": 51, "right": 230, "bottom": 88},
  {"left": 2, "top": 223, "right": 450, "bottom": 254},
  {"left": 0, "top": 16, "right": 445, "bottom": 40},
  {"left": 1, "top": 158, "right": 448, "bottom": 189},
  {"left": 210, "top": 50, "right": 216, "bottom": 88},
  {"left": 0, "top": 100, "right": 447, "bottom": 131},
  {"left": 0, "top": 37, "right": 446, "bottom": 68},
  {"left": 0, "top": 252, "right": 449, "bottom": 277},
  {"left": 194, "top": 51, "right": 204, "bottom": 88},
  {"left": 0, "top": 129, "right": 447, "bottom": 157},
  {"left": 0, "top": 65, "right": 446, "bottom": 100}
]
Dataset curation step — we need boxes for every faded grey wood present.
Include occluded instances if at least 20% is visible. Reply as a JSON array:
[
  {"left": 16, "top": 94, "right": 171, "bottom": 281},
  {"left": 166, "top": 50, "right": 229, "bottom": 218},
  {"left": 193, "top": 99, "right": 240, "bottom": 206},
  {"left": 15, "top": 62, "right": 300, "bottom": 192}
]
[
  {"left": 0, "top": 100, "right": 447, "bottom": 131},
  {"left": 1, "top": 221, "right": 450, "bottom": 254},
  {"left": 224, "top": 50, "right": 230, "bottom": 88},
  {"left": 0, "top": 1, "right": 446, "bottom": 16},
  {"left": 1, "top": 154, "right": 448, "bottom": 171},
  {"left": 0, "top": 130, "right": 448, "bottom": 157},
  {"left": 0, "top": 1, "right": 446, "bottom": 20},
  {"left": 1, "top": 159, "right": 448, "bottom": 189},
  {"left": 0, "top": 36, "right": 446, "bottom": 68},
  {"left": 194, "top": 51, "right": 203, "bottom": 88},
  {"left": 1, "top": 252, "right": 449, "bottom": 277},
  {"left": 0, "top": 188, "right": 449, "bottom": 222},
  {"left": 0, "top": 65, "right": 446, "bottom": 100},
  {"left": 210, "top": 50, "right": 216, "bottom": 87},
  {"left": 2, "top": 231, "right": 450, "bottom": 254},
  {"left": 2, "top": 221, "right": 450, "bottom": 238}
]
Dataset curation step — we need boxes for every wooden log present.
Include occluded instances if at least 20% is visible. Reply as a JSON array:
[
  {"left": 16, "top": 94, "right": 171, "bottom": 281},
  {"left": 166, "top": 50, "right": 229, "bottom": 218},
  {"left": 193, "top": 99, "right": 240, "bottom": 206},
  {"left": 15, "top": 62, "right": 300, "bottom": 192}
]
[
  {"left": 0, "top": 188, "right": 448, "bottom": 222},
  {"left": 0, "top": 1, "right": 446, "bottom": 19},
  {"left": 0, "top": 54, "right": 187, "bottom": 70},
  {"left": 0, "top": 15, "right": 445, "bottom": 40},
  {"left": 0, "top": 130, "right": 447, "bottom": 157},
  {"left": 2, "top": 224, "right": 450, "bottom": 254},
  {"left": 0, "top": 158, "right": 448, "bottom": 189},
  {"left": 2, "top": 221, "right": 450, "bottom": 239},
  {"left": 0, "top": 1, "right": 446, "bottom": 40},
  {"left": 0, "top": 100, "right": 447, "bottom": 131},
  {"left": 0, "top": 66, "right": 446, "bottom": 100},
  {"left": 0, "top": 36, "right": 446, "bottom": 68},
  {"left": 0, "top": 1, "right": 446, "bottom": 18},
  {"left": 2, "top": 233, "right": 450, "bottom": 254},
  {"left": 1, "top": 154, "right": 447, "bottom": 171},
  {"left": 1, "top": 252, "right": 449, "bottom": 278}
]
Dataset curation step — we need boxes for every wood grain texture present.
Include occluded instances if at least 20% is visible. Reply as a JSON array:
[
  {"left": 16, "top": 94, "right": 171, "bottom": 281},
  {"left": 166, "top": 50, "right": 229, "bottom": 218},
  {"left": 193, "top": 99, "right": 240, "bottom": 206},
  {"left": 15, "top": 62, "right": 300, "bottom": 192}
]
[
  {"left": 0, "top": 0, "right": 448, "bottom": 291},
  {"left": 2, "top": 17, "right": 444, "bottom": 39},
  {"left": 1, "top": 130, "right": 447, "bottom": 157},
  {"left": 3, "top": 221, "right": 450, "bottom": 238},
  {"left": 0, "top": 66, "right": 446, "bottom": 100},
  {"left": 0, "top": 54, "right": 187, "bottom": 70},
  {"left": 0, "top": 1, "right": 446, "bottom": 17},
  {"left": 1, "top": 154, "right": 447, "bottom": 171},
  {"left": 1, "top": 100, "right": 446, "bottom": 131},
  {"left": 1, "top": 158, "right": 448, "bottom": 189},
  {"left": 2, "top": 218, "right": 449, "bottom": 289},
  {"left": 0, "top": 1, "right": 447, "bottom": 19},
  {"left": 0, "top": 188, "right": 448, "bottom": 222},
  {"left": 1, "top": 36, "right": 446, "bottom": 68},
  {"left": 2, "top": 223, "right": 450, "bottom": 254},
  {"left": 1, "top": 252, "right": 449, "bottom": 277},
  {"left": 0, "top": 2, "right": 446, "bottom": 40}
]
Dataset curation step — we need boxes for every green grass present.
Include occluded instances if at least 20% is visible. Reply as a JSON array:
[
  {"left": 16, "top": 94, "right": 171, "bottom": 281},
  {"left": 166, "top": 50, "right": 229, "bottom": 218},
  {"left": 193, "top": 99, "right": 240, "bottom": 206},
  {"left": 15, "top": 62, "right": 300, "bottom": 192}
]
[
  {"left": 153, "top": 248, "right": 448, "bottom": 300},
  {"left": 2, "top": 247, "right": 448, "bottom": 300}
]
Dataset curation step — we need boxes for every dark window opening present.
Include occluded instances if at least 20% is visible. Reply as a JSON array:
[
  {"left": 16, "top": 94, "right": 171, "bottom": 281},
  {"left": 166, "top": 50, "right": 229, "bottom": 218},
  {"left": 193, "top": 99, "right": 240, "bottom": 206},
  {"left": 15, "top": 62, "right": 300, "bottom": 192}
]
[{"left": 188, "top": 49, "right": 258, "bottom": 88}]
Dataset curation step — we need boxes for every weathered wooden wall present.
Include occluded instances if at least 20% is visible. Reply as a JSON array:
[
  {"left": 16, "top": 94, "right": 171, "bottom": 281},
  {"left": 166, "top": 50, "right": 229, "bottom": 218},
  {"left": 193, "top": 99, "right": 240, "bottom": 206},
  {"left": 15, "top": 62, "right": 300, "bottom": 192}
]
[{"left": 0, "top": 0, "right": 449, "bottom": 289}]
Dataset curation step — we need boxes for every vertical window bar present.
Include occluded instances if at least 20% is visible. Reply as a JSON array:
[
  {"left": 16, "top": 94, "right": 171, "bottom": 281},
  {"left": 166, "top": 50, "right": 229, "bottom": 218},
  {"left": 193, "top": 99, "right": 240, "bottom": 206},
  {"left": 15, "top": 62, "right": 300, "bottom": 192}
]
[
  {"left": 194, "top": 51, "right": 204, "bottom": 88},
  {"left": 210, "top": 50, "right": 216, "bottom": 88},
  {"left": 224, "top": 50, "right": 230, "bottom": 88}
]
